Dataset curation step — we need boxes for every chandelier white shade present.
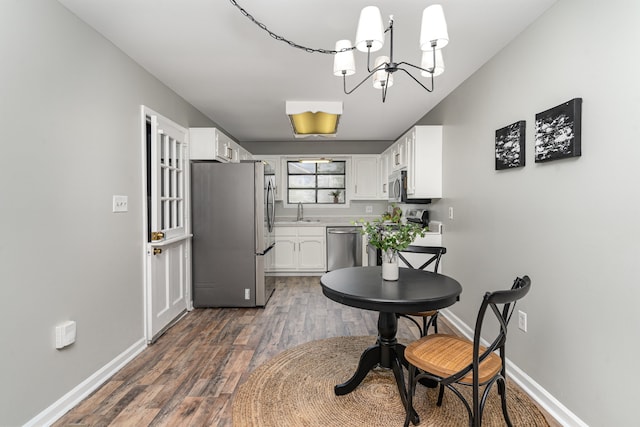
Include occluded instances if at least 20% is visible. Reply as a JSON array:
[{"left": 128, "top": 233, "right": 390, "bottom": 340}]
[
  {"left": 333, "top": 40, "right": 356, "bottom": 76},
  {"left": 354, "top": 6, "right": 385, "bottom": 52},
  {"left": 421, "top": 49, "right": 444, "bottom": 77},
  {"left": 420, "top": 5, "right": 449, "bottom": 50},
  {"left": 373, "top": 56, "right": 393, "bottom": 89},
  {"left": 333, "top": 4, "right": 449, "bottom": 102}
]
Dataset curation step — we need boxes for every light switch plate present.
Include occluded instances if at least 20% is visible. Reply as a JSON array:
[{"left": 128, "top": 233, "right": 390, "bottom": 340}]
[{"left": 112, "top": 195, "right": 128, "bottom": 213}]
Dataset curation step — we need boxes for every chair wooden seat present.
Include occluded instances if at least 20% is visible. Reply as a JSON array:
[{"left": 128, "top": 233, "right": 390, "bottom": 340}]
[
  {"left": 404, "top": 334, "right": 502, "bottom": 385},
  {"left": 403, "top": 276, "right": 532, "bottom": 427},
  {"left": 405, "top": 309, "right": 437, "bottom": 317}
]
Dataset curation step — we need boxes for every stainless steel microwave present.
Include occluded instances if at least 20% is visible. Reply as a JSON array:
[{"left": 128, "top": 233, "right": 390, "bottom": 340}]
[
  {"left": 388, "top": 169, "right": 432, "bottom": 204},
  {"left": 388, "top": 169, "right": 406, "bottom": 203}
]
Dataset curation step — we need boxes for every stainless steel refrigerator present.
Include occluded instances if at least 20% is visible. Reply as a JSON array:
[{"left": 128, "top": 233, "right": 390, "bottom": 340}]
[{"left": 191, "top": 161, "right": 276, "bottom": 307}]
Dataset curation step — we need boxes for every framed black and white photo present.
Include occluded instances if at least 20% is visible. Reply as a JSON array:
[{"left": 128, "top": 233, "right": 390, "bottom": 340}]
[
  {"left": 534, "top": 98, "right": 582, "bottom": 162},
  {"left": 495, "top": 120, "right": 526, "bottom": 170}
]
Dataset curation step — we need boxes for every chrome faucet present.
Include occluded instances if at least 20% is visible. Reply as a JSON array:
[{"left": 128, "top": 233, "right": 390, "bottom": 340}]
[{"left": 297, "top": 202, "right": 304, "bottom": 221}]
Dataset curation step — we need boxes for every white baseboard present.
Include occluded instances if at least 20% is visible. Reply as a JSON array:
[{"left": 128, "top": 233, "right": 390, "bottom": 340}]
[
  {"left": 24, "top": 338, "right": 147, "bottom": 427},
  {"left": 440, "top": 308, "right": 588, "bottom": 427}
]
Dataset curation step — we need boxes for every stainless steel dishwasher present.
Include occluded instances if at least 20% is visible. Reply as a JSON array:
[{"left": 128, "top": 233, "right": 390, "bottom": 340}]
[{"left": 326, "top": 226, "right": 363, "bottom": 271}]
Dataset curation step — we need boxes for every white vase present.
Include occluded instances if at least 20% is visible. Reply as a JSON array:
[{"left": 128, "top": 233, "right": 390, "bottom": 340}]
[{"left": 381, "top": 249, "right": 399, "bottom": 281}]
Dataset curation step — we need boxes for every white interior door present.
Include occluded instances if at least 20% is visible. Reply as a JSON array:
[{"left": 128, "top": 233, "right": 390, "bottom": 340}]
[{"left": 143, "top": 107, "right": 191, "bottom": 343}]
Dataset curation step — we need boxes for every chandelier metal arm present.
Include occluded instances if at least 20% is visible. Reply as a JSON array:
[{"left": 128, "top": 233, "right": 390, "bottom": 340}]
[
  {"left": 397, "top": 48, "right": 437, "bottom": 76},
  {"left": 342, "top": 62, "right": 387, "bottom": 95},
  {"left": 395, "top": 66, "right": 435, "bottom": 93},
  {"left": 381, "top": 76, "right": 390, "bottom": 102},
  {"left": 366, "top": 48, "right": 374, "bottom": 73}
]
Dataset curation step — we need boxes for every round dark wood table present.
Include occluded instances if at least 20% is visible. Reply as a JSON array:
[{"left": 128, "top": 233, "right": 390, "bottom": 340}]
[{"left": 320, "top": 266, "right": 462, "bottom": 424}]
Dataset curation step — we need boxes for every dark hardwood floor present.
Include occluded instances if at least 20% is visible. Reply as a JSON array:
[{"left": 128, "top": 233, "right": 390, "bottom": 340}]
[{"left": 53, "top": 276, "right": 557, "bottom": 427}]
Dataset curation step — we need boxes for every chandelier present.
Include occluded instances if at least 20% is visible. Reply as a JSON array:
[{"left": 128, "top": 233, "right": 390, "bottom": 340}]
[
  {"left": 230, "top": 1, "right": 448, "bottom": 104},
  {"left": 333, "top": 5, "right": 449, "bottom": 102}
]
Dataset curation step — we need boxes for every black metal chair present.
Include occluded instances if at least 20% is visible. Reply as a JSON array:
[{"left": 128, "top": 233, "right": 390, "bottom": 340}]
[
  {"left": 403, "top": 275, "right": 532, "bottom": 427},
  {"left": 397, "top": 246, "right": 447, "bottom": 336}
]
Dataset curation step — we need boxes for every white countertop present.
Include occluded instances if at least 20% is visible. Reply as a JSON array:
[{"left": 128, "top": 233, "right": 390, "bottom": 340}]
[
  {"left": 274, "top": 218, "right": 442, "bottom": 234},
  {"left": 274, "top": 217, "right": 370, "bottom": 227}
]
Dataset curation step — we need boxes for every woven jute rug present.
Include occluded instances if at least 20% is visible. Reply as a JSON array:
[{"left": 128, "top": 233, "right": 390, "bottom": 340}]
[{"left": 233, "top": 336, "right": 549, "bottom": 426}]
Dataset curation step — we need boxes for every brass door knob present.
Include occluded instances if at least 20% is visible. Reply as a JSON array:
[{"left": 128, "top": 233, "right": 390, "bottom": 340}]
[
  {"left": 151, "top": 231, "right": 165, "bottom": 241},
  {"left": 153, "top": 248, "right": 162, "bottom": 255}
]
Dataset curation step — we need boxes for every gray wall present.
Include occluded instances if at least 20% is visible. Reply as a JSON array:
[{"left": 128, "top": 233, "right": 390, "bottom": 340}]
[
  {"left": 0, "top": 1, "right": 216, "bottom": 424},
  {"left": 3, "top": 0, "right": 637, "bottom": 425},
  {"left": 420, "top": 0, "right": 639, "bottom": 425}
]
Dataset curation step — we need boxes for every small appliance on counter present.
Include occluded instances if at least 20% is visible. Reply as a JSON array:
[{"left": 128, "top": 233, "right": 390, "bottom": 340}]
[{"left": 406, "top": 209, "right": 429, "bottom": 228}]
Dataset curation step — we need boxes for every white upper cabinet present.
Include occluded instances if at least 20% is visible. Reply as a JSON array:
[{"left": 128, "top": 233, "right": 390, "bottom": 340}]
[
  {"left": 351, "top": 156, "right": 380, "bottom": 200},
  {"left": 379, "top": 147, "right": 391, "bottom": 198},
  {"left": 238, "top": 145, "right": 253, "bottom": 161},
  {"left": 391, "top": 135, "right": 408, "bottom": 171},
  {"left": 406, "top": 125, "right": 442, "bottom": 199},
  {"left": 189, "top": 128, "right": 247, "bottom": 163}
]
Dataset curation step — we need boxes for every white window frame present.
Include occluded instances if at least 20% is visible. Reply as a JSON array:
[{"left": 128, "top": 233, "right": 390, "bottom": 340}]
[{"left": 281, "top": 156, "right": 352, "bottom": 209}]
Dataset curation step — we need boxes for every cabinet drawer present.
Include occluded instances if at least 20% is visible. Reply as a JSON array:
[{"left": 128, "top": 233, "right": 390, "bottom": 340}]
[
  {"left": 274, "top": 226, "right": 298, "bottom": 237},
  {"left": 298, "top": 226, "right": 325, "bottom": 236}
]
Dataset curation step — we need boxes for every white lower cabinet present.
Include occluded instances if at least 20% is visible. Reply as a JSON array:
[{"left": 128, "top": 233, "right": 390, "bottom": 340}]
[{"left": 273, "top": 226, "right": 326, "bottom": 272}]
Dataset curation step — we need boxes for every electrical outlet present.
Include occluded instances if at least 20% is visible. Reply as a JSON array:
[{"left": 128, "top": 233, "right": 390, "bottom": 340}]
[
  {"left": 448, "top": 206, "right": 454, "bottom": 220},
  {"left": 365, "top": 205, "right": 373, "bottom": 214},
  {"left": 518, "top": 310, "right": 527, "bottom": 332},
  {"left": 244, "top": 288, "right": 250, "bottom": 300}
]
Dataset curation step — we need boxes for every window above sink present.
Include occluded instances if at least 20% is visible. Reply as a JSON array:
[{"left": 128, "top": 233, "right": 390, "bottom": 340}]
[{"left": 287, "top": 160, "right": 346, "bottom": 205}]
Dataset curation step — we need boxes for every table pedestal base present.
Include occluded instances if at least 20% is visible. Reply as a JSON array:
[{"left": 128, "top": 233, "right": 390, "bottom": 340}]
[{"left": 334, "top": 312, "right": 419, "bottom": 425}]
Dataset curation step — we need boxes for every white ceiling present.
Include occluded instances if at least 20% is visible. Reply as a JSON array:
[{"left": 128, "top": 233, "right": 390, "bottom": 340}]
[{"left": 57, "top": 0, "right": 557, "bottom": 143}]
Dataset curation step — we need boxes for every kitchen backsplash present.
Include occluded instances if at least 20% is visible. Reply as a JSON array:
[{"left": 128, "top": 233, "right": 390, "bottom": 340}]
[{"left": 275, "top": 200, "right": 389, "bottom": 218}]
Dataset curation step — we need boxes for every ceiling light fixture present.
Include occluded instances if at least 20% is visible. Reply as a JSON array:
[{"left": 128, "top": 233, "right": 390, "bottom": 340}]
[
  {"left": 230, "top": 1, "right": 447, "bottom": 104},
  {"left": 333, "top": 5, "right": 448, "bottom": 102},
  {"left": 286, "top": 101, "right": 342, "bottom": 138},
  {"left": 300, "top": 158, "right": 332, "bottom": 163}
]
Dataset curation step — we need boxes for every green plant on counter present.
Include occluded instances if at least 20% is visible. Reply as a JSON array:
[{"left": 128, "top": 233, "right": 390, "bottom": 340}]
[
  {"left": 357, "top": 208, "right": 426, "bottom": 253},
  {"left": 329, "top": 190, "right": 342, "bottom": 197},
  {"left": 381, "top": 204, "right": 403, "bottom": 223}
]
